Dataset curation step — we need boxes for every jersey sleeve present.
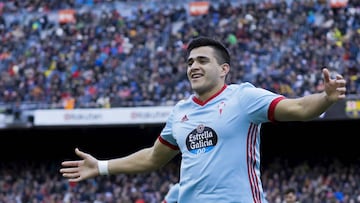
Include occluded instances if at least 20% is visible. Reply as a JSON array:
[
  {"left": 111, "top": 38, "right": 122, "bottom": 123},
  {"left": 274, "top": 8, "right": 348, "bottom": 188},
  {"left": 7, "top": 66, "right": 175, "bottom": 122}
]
[
  {"left": 238, "top": 82, "right": 285, "bottom": 124},
  {"left": 159, "top": 107, "right": 179, "bottom": 149},
  {"left": 267, "top": 96, "right": 285, "bottom": 122}
]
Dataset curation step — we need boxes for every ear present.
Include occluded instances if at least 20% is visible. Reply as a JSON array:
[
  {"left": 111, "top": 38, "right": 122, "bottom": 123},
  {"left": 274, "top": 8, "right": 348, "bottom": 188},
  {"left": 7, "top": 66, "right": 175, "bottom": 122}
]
[{"left": 220, "top": 63, "right": 230, "bottom": 77}]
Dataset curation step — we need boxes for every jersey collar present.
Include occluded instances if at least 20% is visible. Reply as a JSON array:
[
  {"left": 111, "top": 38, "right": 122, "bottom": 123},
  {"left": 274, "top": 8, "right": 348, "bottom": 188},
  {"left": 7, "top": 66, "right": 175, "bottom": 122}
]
[{"left": 192, "top": 84, "right": 227, "bottom": 106}]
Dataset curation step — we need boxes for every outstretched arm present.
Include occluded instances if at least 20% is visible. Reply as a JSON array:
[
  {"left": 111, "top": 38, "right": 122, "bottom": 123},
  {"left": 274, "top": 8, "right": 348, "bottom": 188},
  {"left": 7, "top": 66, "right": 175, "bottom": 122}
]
[
  {"left": 60, "top": 138, "right": 179, "bottom": 182},
  {"left": 274, "top": 68, "right": 346, "bottom": 121}
]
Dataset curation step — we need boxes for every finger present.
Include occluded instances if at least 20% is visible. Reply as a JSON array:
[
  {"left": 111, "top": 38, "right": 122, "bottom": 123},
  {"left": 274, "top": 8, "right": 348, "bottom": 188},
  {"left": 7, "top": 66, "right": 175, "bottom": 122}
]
[
  {"left": 61, "top": 161, "right": 80, "bottom": 167},
  {"left": 322, "top": 68, "right": 330, "bottom": 83},
  {"left": 336, "top": 74, "right": 343, "bottom": 80},
  {"left": 65, "top": 174, "right": 82, "bottom": 182},
  {"left": 60, "top": 167, "right": 80, "bottom": 174},
  {"left": 337, "top": 93, "right": 346, "bottom": 99},
  {"left": 62, "top": 172, "right": 80, "bottom": 179},
  {"left": 75, "top": 148, "right": 89, "bottom": 159},
  {"left": 336, "top": 79, "right": 346, "bottom": 86},
  {"left": 336, "top": 87, "right": 347, "bottom": 93}
]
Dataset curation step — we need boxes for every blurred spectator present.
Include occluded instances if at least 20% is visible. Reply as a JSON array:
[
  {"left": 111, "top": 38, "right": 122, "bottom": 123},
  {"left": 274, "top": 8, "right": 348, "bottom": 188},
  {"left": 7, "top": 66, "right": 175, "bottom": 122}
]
[{"left": 284, "top": 187, "right": 299, "bottom": 203}]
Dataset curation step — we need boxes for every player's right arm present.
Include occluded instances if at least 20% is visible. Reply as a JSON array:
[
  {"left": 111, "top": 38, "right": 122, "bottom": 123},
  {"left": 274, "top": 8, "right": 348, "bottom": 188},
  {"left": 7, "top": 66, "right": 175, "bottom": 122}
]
[
  {"left": 109, "top": 138, "right": 179, "bottom": 173},
  {"left": 60, "top": 138, "right": 179, "bottom": 182}
]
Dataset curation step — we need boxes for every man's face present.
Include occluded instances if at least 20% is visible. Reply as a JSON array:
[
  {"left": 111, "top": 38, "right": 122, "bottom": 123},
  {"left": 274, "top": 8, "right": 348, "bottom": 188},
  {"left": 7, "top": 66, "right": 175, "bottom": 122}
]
[
  {"left": 285, "top": 192, "right": 296, "bottom": 203},
  {"left": 187, "top": 46, "right": 226, "bottom": 96}
]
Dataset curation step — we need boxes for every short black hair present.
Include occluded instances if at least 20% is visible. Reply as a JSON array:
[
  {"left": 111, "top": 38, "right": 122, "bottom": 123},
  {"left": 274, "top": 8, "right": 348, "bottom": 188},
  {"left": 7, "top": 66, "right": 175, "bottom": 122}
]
[
  {"left": 284, "top": 187, "right": 296, "bottom": 194},
  {"left": 186, "top": 36, "right": 230, "bottom": 65}
]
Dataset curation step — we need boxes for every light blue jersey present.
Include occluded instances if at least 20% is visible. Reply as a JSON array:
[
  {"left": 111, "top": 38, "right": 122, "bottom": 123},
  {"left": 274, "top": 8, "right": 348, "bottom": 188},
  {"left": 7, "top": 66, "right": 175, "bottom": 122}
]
[
  {"left": 159, "top": 83, "right": 284, "bottom": 203},
  {"left": 162, "top": 183, "right": 180, "bottom": 203}
]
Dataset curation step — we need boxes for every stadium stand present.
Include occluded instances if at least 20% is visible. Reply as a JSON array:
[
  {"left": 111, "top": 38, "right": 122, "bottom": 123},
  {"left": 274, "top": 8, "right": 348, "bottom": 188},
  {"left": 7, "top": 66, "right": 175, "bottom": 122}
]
[
  {"left": 0, "top": 0, "right": 359, "bottom": 111},
  {"left": 0, "top": 0, "right": 360, "bottom": 202}
]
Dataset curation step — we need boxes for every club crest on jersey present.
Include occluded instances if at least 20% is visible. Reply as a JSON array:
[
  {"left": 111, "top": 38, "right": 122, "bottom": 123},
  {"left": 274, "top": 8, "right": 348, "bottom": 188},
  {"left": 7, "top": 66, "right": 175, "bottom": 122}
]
[
  {"left": 186, "top": 124, "right": 218, "bottom": 155},
  {"left": 218, "top": 101, "right": 226, "bottom": 115}
]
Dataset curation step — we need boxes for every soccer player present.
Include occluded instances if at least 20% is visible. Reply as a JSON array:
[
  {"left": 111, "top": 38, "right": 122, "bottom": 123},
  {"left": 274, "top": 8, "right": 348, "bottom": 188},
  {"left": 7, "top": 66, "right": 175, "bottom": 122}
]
[{"left": 60, "top": 36, "right": 347, "bottom": 202}]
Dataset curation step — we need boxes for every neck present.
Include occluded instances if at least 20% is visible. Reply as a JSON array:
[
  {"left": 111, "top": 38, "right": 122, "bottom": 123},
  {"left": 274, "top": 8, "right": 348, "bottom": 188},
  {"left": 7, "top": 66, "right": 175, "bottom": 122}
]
[{"left": 195, "top": 83, "right": 226, "bottom": 102}]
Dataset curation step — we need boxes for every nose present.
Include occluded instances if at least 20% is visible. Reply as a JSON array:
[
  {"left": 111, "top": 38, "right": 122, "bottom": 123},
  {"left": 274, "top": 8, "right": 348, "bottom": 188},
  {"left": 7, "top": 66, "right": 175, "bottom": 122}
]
[{"left": 189, "top": 61, "right": 200, "bottom": 70}]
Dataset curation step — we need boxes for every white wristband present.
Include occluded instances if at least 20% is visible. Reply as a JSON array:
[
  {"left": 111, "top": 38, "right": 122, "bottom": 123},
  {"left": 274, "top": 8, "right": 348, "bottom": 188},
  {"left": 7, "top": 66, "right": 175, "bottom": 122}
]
[{"left": 98, "top": 160, "right": 109, "bottom": 176}]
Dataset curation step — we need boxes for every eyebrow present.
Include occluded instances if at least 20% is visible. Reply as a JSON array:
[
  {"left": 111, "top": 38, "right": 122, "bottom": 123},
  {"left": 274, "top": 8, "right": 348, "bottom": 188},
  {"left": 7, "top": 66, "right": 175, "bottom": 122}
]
[{"left": 187, "top": 56, "right": 210, "bottom": 63}]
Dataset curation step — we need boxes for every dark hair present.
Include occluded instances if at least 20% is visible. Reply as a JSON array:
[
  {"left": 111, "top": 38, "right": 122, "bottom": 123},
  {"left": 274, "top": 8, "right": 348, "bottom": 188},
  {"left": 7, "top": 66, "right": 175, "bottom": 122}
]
[
  {"left": 186, "top": 36, "right": 230, "bottom": 65},
  {"left": 284, "top": 187, "right": 296, "bottom": 195}
]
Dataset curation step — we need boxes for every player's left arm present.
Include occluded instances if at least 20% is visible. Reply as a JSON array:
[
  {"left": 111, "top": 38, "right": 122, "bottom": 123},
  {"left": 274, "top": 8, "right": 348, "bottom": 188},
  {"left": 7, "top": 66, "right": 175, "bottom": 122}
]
[{"left": 274, "top": 68, "right": 346, "bottom": 122}]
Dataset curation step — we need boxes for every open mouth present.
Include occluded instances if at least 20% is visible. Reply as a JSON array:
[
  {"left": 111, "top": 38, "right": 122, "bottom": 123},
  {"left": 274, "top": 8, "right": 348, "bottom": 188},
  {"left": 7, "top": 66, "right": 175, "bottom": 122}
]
[{"left": 191, "top": 73, "right": 203, "bottom": 79}]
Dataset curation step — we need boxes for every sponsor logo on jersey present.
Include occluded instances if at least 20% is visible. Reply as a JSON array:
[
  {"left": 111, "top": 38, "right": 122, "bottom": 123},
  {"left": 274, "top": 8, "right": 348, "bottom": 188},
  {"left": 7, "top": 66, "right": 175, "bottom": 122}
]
[{"left": 186, "top": 124, "right": 218, "bottom": 154}]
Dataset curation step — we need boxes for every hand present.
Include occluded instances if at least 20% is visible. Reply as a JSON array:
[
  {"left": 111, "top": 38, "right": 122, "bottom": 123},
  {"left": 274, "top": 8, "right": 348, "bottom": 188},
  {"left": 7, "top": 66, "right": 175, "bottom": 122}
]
[
  {"left": 322, "top": 68, "right": 346, "bottom": 102},
  {"left": 60, "top": 148, "right": 99, "bottom": 182}
]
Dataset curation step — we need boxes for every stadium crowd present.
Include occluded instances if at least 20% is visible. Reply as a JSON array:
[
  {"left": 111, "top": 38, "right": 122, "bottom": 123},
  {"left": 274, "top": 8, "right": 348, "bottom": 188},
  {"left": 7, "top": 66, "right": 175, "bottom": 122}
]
[
  {"left": 0, "top": 0, "right": 360, "bottom": 202},
  {"left": 0, "top": 0, "right": 359, "bottom": 110},
  {"left": 0, "top": 158, "right": 359, "bottom": 203}
]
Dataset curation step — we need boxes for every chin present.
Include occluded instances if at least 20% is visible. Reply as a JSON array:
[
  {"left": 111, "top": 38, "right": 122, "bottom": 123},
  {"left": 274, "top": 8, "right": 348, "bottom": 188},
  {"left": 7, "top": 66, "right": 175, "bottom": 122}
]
[
  {"left": 191, "top": 84, "right": 200, "bottom": 91},
  {"left": 192, "top": 86, "right": 206, "bottom": 94}
]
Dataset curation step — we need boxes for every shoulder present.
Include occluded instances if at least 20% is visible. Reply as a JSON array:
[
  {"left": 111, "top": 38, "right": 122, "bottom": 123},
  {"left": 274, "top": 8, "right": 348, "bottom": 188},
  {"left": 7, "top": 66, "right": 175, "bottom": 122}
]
[
  {"left": 173, "top": 95, "right": 193, "bottom": 108},
  {"left": 229, "top": 82, "right": 255, "bottom": 87},
  {"left": 227, "top": 82, "right": 256, "bottom": 90},
  {"left": 224, "top": 83, "right": 258, "bottom": 96},
  {"left": 166, "top": 96, "right": 193, "bottom": 120}
]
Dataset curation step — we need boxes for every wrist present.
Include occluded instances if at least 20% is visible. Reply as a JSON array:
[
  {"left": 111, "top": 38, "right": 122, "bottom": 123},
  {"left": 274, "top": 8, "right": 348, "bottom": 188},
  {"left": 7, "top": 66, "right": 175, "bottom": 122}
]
[
  {"left": 98, "top": 160, "right": 109, "bottom": 176},
  {"left": 322, "top": 91, "right": 334, "bottom": 104}
]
